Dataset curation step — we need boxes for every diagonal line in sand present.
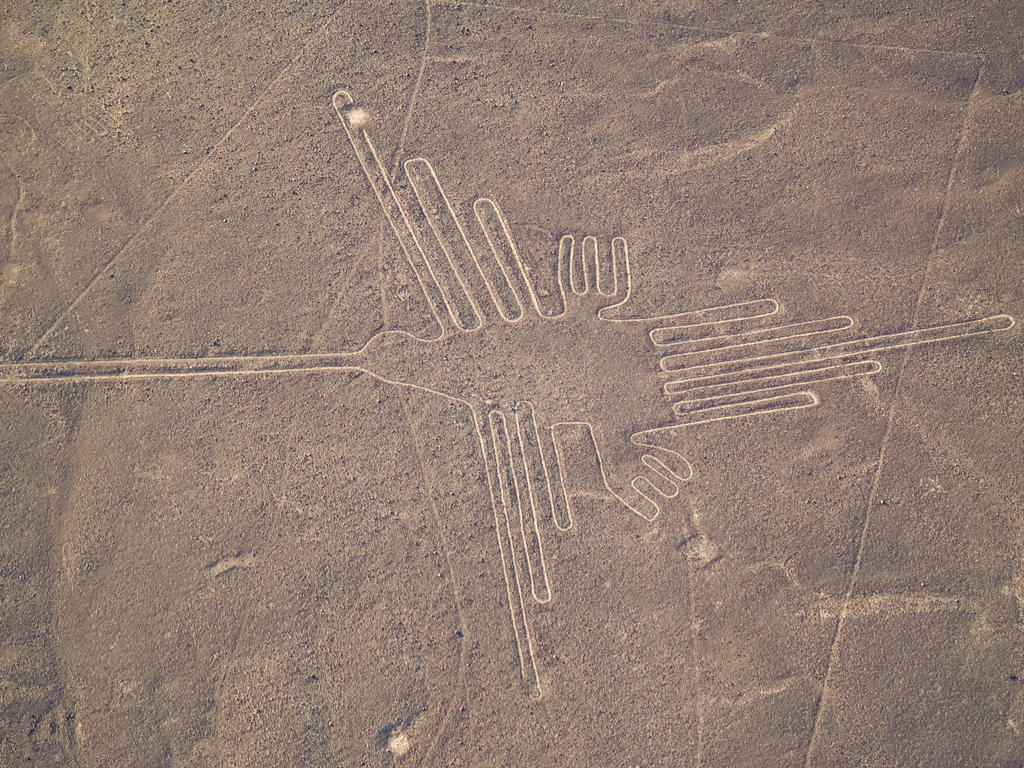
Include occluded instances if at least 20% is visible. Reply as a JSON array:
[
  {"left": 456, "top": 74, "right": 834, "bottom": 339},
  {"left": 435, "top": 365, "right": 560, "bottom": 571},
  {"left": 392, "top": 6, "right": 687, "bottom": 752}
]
[
  {"left": 25, "top": 1, "right": 353, "bottom": 358},
  {"left": 445, "top": 0, "right": 984, "bottom": 59},
  {"left": 801, "top": 64, "right": 985, "bottom": 768}
]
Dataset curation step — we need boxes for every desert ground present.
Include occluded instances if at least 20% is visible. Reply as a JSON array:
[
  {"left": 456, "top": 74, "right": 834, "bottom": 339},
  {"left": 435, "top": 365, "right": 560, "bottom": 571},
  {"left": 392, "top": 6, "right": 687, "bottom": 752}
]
[{"left": 1, "top": 1, "right": 1023, "bottom": 766}]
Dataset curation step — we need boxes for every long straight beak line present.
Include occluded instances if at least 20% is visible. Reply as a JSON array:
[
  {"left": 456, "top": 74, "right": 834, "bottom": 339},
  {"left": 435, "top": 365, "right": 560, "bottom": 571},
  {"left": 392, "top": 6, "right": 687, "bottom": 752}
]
[{"left": 0, "top": 351, "right": 367, "bottom": 383}]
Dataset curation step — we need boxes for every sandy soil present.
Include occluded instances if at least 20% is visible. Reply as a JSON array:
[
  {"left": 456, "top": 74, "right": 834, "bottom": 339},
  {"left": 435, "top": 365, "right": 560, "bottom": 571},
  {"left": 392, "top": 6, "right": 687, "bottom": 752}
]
[{"left": 1, "top": 1, "right": 1022, "bottom": 766}]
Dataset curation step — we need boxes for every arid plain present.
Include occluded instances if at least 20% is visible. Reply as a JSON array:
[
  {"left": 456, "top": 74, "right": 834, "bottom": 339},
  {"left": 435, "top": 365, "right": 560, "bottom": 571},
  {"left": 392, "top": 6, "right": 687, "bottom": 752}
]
[{"left": 1, "top": 1, "right": 1023, "bottom": 766}]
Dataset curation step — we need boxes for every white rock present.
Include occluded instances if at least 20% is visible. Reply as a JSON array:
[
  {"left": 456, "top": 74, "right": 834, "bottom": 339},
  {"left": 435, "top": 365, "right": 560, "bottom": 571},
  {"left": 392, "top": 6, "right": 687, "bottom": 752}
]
[{"left": 387, "top": 732, "right": 411, "bottom": 757}]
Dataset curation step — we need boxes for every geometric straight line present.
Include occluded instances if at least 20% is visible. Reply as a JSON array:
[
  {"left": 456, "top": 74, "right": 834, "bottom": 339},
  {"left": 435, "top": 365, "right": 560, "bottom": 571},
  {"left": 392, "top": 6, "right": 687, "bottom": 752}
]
[
  {"left": 670, "top": 359, "right": 881, "bottom": 410},
  {"left": 671, "top": 390, "right": 820, "bottom": 425},
  {"left": 446, "top": 0, "right": 985, "bottom": 60},
  {"left": 657, "top": 315, "right": 853, "bottom": 360},
  {"left": 664, "top": 358, "right": 881, "bottom": 398},
  {"left": 25, "top": 6, "right": 352, "bottom": 357},
  {"left": 661, "top": 314, "right": 1014, "bottom": 375},
  {"left": 801, "top": 64, "right": 987, "bottom": 768},
  {"left": 648, "top": 299, "right": 780, "bottom": 346}
]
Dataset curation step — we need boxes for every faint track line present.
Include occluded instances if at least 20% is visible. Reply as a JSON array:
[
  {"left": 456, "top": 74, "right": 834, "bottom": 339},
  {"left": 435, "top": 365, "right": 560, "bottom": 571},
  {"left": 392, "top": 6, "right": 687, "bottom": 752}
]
[
  {"left": 0, "top": 154, "right": 25, "bottom": 267},
  {"left": 685, "top": 506, "right": 706, "bottom": 767},
  {"left": 397, "top": 393, "right": 470, "bottom": 764},
  {"left": 26, "top": 1, "right": 353, "bottom": 357},
  {"left": 304, "top": 245, "right": 376, "bottom": 351},
  {"left": 801, "top": 64, "right": 985, "bottom": 768},
  {"left": 396, "top": 0, "right": 433, "bottom": 166},
  {"left": 441, "top": 0, "right": 984, "bottom": 59},
  {"left": 308, "top": 0, "right": 435, "bottom": 350},
  {"left": 380, "top": 5, "right": 478, "bottom": 737}
]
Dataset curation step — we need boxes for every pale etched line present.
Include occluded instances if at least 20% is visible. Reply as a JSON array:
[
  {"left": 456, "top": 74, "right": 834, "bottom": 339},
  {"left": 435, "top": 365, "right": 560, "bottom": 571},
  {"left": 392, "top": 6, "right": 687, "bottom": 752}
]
[
  {"left": 636, "top": 459, "right": 677, "bottom": 497},
  {"left": 352, "top": 16, "right": 483, "bottom": 720},
  {"left": 568, "top": 236, "right": 587, "bottom": 295},
  {"left": 653, "top": 390, "right": 820, "bottom": 428},
  {"left": 596, "top": 236, "right": 633, "bottom": 315},
  {"left": 555, "top": 233, "right": 648, "bottom": 317},
  {"left": 641, "top": 454, "right": 687, "bottom": 492},
  {"left": 310, "top": 0, "right": 434, "bottom": 351},
  {"left": 491, "top": 406, "right": 552, "bottom": 609},
  {"left": 608, "top": 236, "right": 629, "bottom": 305},
  {"left": 554, "top": 235, "right": 575, "bottom": 316},
  {"left": 647, "top": 299, "right": 781, "bottom": 345},
  {"left": 553, "top": 421, "right": 694, "bottom": 522},
  {"left": 361, "top": 143, "right": 459, "bottom": 331},
  {"left": 487, "top": 411, "right": 532, "bottom": 675},
  {"left": 627, "top": 447, "right": 692, "bottom": 521},
  {"left": 486, "top": 409, "right": 543, "bottom": 697},
  {"left": 660, "top": 315, "right": 853, "bottom": 360},
  {"left": 592, "top": 236, "right": 617, "bottom": 297},
  {"left": 511, "top": 402, "right": 554, "bottom": 602},
  {"left": 404, "top": 160, "right": 551, "bottom": 325},
  {"left": 454, "top": 197, "right": 524, "bottom": 322},
  {"left": 632, "top": 450, "right": 693, "bottom": 500},
  {"left": 687, "top": 547, "right": 705, "bottom": 767},
  {"left": 573, "top": 236, "right": 597, "bottom": 295},
  {"left": 509, "top": 411, "right": 553, "bottom": 605},
  {"left": 545, "top": 423, "right": 577, "bottom": 531},
  {"left": 612, "top": 107, "right": 798, "bottom": 177},
  {"left": 5, "top": 367, "right": 361, "bottom": 384},
  {"left": 334, "top": 92, "right": 458, "bottom": 333},
  {"left": 403, "top": 157, "right": 488, "bottom": 327},
  {"left": 440, "top": 0, "right": 983, "bottom": 58},
  {"left": 670, "top": 360, "right": 882, "bottom": 408},
  {"left": 673, "top": 390, "right": 819, "bottom": 418},
  {"left": 396, "top": 391, "right": 471, "bottom": 762},
  {"left": 661, "top": 314, "right": 1016, "bottom": 375},
  {"left": 0, "top": 343, "right": 557, "bottom": 650},
  {"left": 665, "top": 354, "right": 889, "bottom": 389},
  {"left": 553, "top": 421, "right": 656, "bottom": 520},
  {"left": 493, "top": 409, "right": 533, "bottom": 593},
  {"left": 306, "top": 144, "right": 399, "bottom": 351},
  {"left": 351, "top": 26, "right": 479, "bottom": 732},
  {"left": 26, "top": 8, "right": 351, "bottom": 356},
  {"left": 24, "top": 322, "right": 549, "bottom": 697},
  {"left": 814, "top": 592, "right": 968, "bottom": 620},
  {"left": 0, "top": 350, "right": 366, "bottom": 381},
  {"left": 472, "top": 197, "right": 540, "bottom": 320},
  {"left": 664, "top": 358, "right": 881, "bottom": 397},
  {"left": 660, "top": 314, "right": 860, "bottom": 370},
  {"left": 554, "top": 420, "right": 661, "bottom": 521},
  {"left": 802, "top": 65, "right": 986, "bottom": 768},
  {"left": 0, "top": 153, "right": 25, "bottom": 267},
  {"left": 631, "top": 474, "right": 668, "bottom": 502},
  {"left": 394, "top": 0, "right": 433, "bottom": 168},
  {"left": 400, "top": 167, "right": 479, "bottom": 330},
  {"left": 405, "top": 157, "right": 524, "bottom": 323},
  {"left": 336, "top": 96, "right": 455, "bottom": 331}
]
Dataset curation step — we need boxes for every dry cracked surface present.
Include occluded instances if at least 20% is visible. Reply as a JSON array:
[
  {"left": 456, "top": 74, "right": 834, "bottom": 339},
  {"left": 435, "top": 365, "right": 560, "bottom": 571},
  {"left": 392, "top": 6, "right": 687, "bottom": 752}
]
[{"left": 1, "top": 1, "right": 1023, "bottom": 766}]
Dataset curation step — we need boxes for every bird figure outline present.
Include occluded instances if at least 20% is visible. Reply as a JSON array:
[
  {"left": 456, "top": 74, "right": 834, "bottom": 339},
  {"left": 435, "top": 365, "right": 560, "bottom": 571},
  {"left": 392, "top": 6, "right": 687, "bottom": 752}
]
[{"left": 2, "top": 89, "right": 1015, "bottom": 698}]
